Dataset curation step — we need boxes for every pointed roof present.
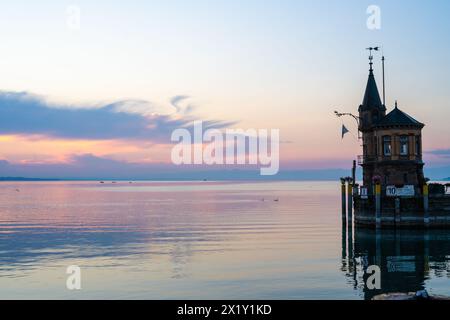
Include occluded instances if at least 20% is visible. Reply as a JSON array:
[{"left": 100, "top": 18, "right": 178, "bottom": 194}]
[
  {"left": 359, "top": 69, "right": 386, "bottom": 112},
  {"left": 375, "top": 102, "right": 424, "bottom": 128}
]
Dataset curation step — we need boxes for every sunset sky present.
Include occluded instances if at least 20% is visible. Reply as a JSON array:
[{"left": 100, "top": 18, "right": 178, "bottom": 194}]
[{"left": 1, "top": 0, "right": 450, "bottom": 179}]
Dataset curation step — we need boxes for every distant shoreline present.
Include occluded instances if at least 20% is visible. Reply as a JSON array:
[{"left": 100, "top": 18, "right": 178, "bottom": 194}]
[
  {"left": 1, "top": 177, "right": 449, "bottom": 183},
  {"left": 0, "top": 177, "right": 60, "bottom": 181},
  {"left": 0, "top": 177, "right": 335, "bottom": 182}
]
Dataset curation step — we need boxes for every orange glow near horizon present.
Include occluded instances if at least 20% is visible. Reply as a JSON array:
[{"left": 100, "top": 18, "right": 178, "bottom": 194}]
[
  {"left": 0, "top": 132, "right": 357, "bottom": 170},
  {"left": 0, "top": 134, "right": 173, "bottom": 164}
]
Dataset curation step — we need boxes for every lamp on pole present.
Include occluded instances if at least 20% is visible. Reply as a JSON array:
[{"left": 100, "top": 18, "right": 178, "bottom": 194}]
[{"left": 334, "top": 110, "right": 362, "bottom": 139}]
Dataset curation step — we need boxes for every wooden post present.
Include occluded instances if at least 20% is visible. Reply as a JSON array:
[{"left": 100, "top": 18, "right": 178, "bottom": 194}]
[
  {"left": 347, "top": 180, "right": 353, "bottom": 224},
  {"left": 395, "top": 229, "right": 401, "bottom": 257},
  {"left": 347, "top": 181, "right": 353, "bottom": 261},
  {"left": 341, "top": 179, "right": 347, "bottom": 222},
  {"left": 375, "top": 182, "right": 381, "bottom": 229},
  {"left": 376, "top": 228, "right": 382, "bottom": 267},
  {"left": 424, "top": 230, "right": 430, "bottom": 271},
  {"left": 347, "top": 218, "right": 353, "bottom": 261},
  {"left": 352, "top": 160, "right": 356, "bottom": 187},
  {"left": 395, "top": 197, "right": 401, "bottom": 226},
  {"left": 342, "top": 217, "right": 347, "bottom": 261},
  {"left": 423, "top": 184, "right": 429, "bottom": 227}
]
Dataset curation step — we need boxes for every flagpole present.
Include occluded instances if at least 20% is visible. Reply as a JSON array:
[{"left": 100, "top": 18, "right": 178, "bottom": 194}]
[{"left": 382, "top": 55, "right": 386, "bottom": 106}]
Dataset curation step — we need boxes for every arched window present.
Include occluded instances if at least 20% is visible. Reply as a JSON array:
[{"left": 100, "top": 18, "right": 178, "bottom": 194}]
[{"left": 383, "top": 136, "right": 392, "bottom": 156}]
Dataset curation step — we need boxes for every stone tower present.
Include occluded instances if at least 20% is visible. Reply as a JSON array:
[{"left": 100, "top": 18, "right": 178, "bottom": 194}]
[{"left": 358, "top": 58, "right": 425, "bottom": 191}]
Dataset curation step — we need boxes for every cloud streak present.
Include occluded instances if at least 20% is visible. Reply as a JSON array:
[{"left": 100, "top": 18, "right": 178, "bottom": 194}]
[{"left": 0, "top": 91, "right": 233, "bottom": 142}]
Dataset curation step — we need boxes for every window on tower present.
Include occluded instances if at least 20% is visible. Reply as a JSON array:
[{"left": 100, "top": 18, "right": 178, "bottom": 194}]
[
  {"left": 400, "top": 136, "right": 409, "bottom": 156},
  {"left": 383, "top": 136, "right": 392, "bottom": 156}
]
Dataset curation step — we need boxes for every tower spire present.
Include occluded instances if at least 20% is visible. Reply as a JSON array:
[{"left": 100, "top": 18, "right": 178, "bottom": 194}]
[{"left": 359, "top": 47, "right": 386, "bottom": 114}]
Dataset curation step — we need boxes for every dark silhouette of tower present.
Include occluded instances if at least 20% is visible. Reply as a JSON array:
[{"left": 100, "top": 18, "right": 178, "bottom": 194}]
[{"left": 358, "top": 55, "right": 425, "bottom": 190}]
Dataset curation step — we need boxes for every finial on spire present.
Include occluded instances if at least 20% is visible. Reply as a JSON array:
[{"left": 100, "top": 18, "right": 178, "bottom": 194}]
[
  {"left": 395, "top": 100, "right": 398, "bottom": 109},
  {"left": 366, "top": 47, "right": 380, "bottom": 73}
]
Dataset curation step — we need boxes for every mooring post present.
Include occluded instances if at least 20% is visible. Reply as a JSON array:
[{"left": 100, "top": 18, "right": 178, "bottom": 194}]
[
  {"left": 395, "top": 229, "right": 401, "bottom": 257},
  {"left": 347, "top": 183, "right": 353, "bottom": 261},
  {"left": 347, "top": 180, "right": 353, "bottom": 224},
  {"left": 375, "top": 182, "right": 381, "bottom": 229},
  {"left": 341, "top": 178, "right": 347, "bottom": 222},
  {"left": 375, "top": 227, "right": 382, "bottom": 266},
  {"left": 424, "top": 229, "right": 430, "bottom": 268},
  {"left": 423, "top": 184, "right": 429, "bottom": 227},
  {"left": 352, "top": 160, "right": 356, "bottom": 187},
  {"left": 341, "top": 217, "right": 347, "bottom": 261},
  {"left": 347, "top": 218, "right": 353, "bottom": 263},
  {"left": 395, "top": 197, "right": 401, "bottom": 226}
]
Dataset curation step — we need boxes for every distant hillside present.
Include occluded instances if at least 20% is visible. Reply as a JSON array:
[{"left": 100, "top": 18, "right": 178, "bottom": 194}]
[{"left": 0, "top": 177, "right": 59, "bottom": 181}]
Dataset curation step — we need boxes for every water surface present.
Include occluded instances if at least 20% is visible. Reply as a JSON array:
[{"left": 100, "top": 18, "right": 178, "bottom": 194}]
[{"left": 0, "top": 181, "right": 449, "bottom": 299}]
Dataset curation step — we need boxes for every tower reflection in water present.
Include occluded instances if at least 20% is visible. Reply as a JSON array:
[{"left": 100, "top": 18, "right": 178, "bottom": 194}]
[{"left": 341, "top": 220, "right": 450, "bottom": 300}]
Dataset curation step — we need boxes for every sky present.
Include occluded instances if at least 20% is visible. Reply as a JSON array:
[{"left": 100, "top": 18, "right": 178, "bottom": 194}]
[{"left": 0, "top": 0, "right": 450, "bottom": 179}]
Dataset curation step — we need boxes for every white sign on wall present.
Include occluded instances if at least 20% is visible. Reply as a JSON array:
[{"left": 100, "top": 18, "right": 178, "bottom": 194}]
[
  {"left": 360, "top": 187, "right": 368, "bottom": 199},
  {"left": 386, "top": 185, "right": 415, "bottom": 197},
  {"left": 386, "top": 186, "right": 397, "bottom": 197}
]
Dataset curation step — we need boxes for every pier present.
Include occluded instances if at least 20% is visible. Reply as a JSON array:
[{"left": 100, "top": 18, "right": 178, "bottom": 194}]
[
  {"left": 340, "top": 181, "right": 450, "bottom": 228},
  {"left": 339, "top": 49, "right": 450, "bottom": 229}
]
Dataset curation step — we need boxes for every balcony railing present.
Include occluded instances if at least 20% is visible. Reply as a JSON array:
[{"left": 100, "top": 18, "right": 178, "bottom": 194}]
[
  {"left": 358, "top": 154, "right": 423, "bottom": 165},
  {"left": 357, "top": 155, "right": 376, "bottom": 165}
]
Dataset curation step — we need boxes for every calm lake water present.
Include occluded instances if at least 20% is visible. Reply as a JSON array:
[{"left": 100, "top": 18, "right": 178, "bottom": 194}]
[{"left": 0, "top": 180, "right": 449, "bottom": 299}]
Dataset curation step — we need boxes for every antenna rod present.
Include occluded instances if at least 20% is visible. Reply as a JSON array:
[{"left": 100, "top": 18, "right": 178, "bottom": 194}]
[{"left": 382, "top": 55, "right": 386, "bottom": 106}]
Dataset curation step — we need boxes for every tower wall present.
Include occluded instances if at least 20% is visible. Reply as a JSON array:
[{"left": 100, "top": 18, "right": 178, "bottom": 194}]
[{"left": 361, "top": 127, "right": 424, "bottom": 188}]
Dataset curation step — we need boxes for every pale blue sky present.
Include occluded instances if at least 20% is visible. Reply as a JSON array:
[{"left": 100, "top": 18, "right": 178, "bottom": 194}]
[{"left": 0, "top": 0, "right": 450, "bottom": 178}]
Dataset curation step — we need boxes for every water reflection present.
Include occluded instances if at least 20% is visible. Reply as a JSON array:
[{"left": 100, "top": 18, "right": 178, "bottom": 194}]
[
  {"left": 2, "top": 180, "right": 449, "bottom": 299},
  {"left": 342, "top": 223, "right": 450, "bottom": 300}
]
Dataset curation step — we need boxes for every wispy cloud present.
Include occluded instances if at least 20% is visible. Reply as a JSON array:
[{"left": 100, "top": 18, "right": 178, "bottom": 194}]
[
  {"left": 0, "top": 91, "right": 233, "bottom": 142},
  {"left": 170, "top": 95, "right": 195, "bottom": 115}
]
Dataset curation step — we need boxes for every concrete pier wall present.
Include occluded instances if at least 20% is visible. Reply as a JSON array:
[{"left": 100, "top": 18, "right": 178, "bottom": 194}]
[{"left": 354, "top": 195, "right": 450, "bottom": 228}]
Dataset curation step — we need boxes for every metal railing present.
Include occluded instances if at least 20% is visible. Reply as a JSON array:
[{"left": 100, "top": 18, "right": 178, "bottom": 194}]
[
  {"left": 357, "top": 155, "right": 376, "bottom": 165},
  {"left": 358, "top": 154, "right": 422, "bottom": 165}
]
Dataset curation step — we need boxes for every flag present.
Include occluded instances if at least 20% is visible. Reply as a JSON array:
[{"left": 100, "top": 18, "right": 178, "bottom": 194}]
[{"left": 341, "top": 125, "right": 349, "bottom": 139}]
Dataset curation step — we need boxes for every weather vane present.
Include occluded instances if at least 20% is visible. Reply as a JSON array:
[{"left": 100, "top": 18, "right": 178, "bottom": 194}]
[{"left": 366, "top": 47, "right": 379, "bottom": 71}]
